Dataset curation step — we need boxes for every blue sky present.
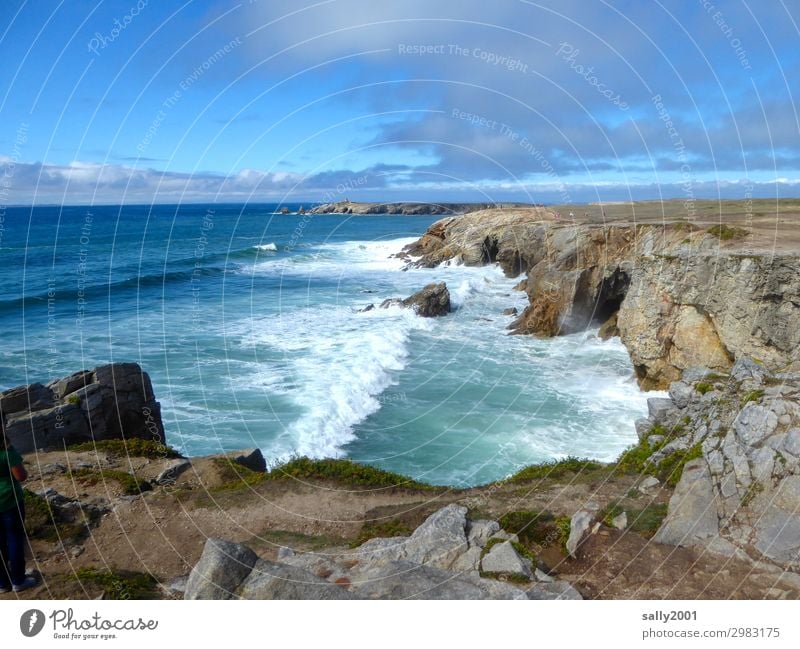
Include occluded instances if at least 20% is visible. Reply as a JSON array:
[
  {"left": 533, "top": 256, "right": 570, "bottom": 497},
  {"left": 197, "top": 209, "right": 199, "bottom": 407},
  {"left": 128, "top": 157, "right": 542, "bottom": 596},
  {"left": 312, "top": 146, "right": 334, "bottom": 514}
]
[{"left": 1, "top": 0, "right": 798, "bottom": 204}]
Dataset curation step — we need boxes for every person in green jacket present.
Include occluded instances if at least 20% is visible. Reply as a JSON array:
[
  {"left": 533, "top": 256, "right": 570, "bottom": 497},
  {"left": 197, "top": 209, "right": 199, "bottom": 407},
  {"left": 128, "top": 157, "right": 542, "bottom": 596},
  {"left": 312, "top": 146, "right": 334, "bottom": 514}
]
[{"left": 0, "top": 419, "right": 36, "bottom": 593}]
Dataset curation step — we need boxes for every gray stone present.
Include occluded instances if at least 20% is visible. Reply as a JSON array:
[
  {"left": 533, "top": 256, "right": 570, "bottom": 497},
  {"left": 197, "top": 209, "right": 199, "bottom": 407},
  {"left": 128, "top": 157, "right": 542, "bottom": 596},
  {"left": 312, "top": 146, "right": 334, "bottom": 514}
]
[
  {"left": 5, "top": 403, "right": 89, "bottom": 453},
  {"left": 526, "top": 581, "right": 583, "bottom": 600},
  {"left": 0, "top": 382, "right": 54, "bottom": 415},
  {"left": 566, "top": 509, "right": 595, "bottom": 558},
  {"left": 637, "top": 476, "right": 660, "bottom": 494},
  {"left": 48, "top": 370, "right": 93, "bottom": 400},
  {"left": 276, "top": 547, "right": 294, "bottom": 560},
  {"left": 654, "top": 459, "right": 719, "bottom": 546},
  {"left": 733, "top": 404, "right": 779, "bottom": 446},
  {"left": 683, "top": 366, "right": 717, "bottom": 383},
  {"left": 489, "top": 530, "right": 519, "bottom": 543},
  {"left": 635, "top": 417, "right": 652, "bottom": 441},
  {"left": 534, "top": 568, "right": 555, "bottom": 583},
  {"left": 783, "top": 428, "right": 800, "bottom": 456},
  {"left": 466, "top": 519, "right": 500, "bottom": 548},
  {"left": 647, "top": 398, "right": 674, "bottom": 423},
  {"left": 611, "top": 512, "right": 628, "bottom": 530},
  {"left": 185, "top": 538, "right": 258, "bottom": 600},
  {"left": 731, "top": 357, "right": 766, "bottom": 383},
  {"left": 450, "top": 546, "right": 482, "bottom": 573},
  {"left": 750, "top": 447, "right": 775, "bottom": 483},
  {"left": 155, "top": 459, "right": 191, "bottom": 485},
  {"left": 239, "top": 559, "right": 356, "bottom": 600},
  {"left": 480, "top": 541, "right": 532, "bottom": 580},
  {"left": 226, "top": 448, "right": 266, "bottom": 473},
  {"left": 352, "top": 560, "right": 486, "bottom": 599},
  {"left": 401, "top": 282, "right": 451, "bottom": 317},
  {"left": 669, "top": 381, "right": 694, "bottom": 408}
]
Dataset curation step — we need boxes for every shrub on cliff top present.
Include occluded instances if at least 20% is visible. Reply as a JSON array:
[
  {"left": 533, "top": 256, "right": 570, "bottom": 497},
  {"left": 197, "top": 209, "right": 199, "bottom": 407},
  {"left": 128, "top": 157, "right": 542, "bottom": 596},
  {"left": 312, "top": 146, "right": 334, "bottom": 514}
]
[
  {"left": 707, "top": 224, "right": 748, "bottom": 240},
  {"left": 265, "top": 457, "right": 437, "bottom": 490},
  {"left": 70, "top": 468, "right": 152, "bottom": 496},
  {"left": 69, "top": 568, "right": 159, "bottom": 599},
  {"left": 505, "top": 457, "right": 605, "bottom": 483}
]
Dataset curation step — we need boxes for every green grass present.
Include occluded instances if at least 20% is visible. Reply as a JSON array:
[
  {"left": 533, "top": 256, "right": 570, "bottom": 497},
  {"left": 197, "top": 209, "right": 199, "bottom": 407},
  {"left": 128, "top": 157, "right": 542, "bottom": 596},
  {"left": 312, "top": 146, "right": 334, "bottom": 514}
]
[
  {"left": 23, "top": 490, "right": 91, "bottom": 544},
  {"left": 264, "top": 457, "right": 437, "bottom": 490},
  {"left": 350, "top": 519, "right": 413, "bottom": 548},
  {"left": 66, "top": 394, "right": 80, "bottom": 405},
  {"left": 498, "top": 510, "right": 566, "bottom": 553},
  {"left": 655, "top": 443, "right": 702, "bottom": 487},
  {"left": 69, "top": 568, "right": 159, "bottom": 599},
  {"left": 741, "top": 481, "right": 764, "bottom": 507},
  {"left": 70, "top": 468, "right": 152, "bottom": 496},
  {"left": 626, "top": 504, "right": 669, "bottom": 538},
  {"left": 741, "top": 389, "right": 765, "bottom": 406},
  {"left": 68, "top": 438, "right": 182, "bottom": 459},
  {"left": 211, "top": 458, "right": 267, "bottom": 491},
  {"left": 504, "top": 456, "right": 605, "bottom": 483},
  {"left": 695, "top": 382, "right": 714, "bottom": 394},
  {"left": 707, "top": 224, "right": 748, "bottom": 240}
]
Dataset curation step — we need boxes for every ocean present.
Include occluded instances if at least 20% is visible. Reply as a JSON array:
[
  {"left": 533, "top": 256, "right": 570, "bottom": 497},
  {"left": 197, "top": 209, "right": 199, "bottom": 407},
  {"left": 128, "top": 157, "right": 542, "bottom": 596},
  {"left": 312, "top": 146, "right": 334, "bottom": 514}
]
[{"left": 0, "top": 203, "right": 653, "bottom": 486}]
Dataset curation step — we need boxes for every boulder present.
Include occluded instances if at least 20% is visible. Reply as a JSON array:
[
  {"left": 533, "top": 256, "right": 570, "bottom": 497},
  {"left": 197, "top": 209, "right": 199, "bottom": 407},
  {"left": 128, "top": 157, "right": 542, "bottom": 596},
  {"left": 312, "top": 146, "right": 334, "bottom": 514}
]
[
  {"left": 184, "top": 538, "right": 258, "bottom": 600},
  {"left": 466, "top": 519, "right": 500, "bottom": 548},
  {"left": 611, "top": 512, "right": 628, "bottom": 530},
  {"left": 480, "top": 541, "right": 532, "bottom": 580},
  {"left": 526, "top": 581, "right": 583, "bottom": 600},
  {"left": 2, "top": 363, "right": 165, "bottom": 453},
  {"left": 733, "top": 404, "right": 778, "bottom": 446},
  {"left": 669, "top": 381, "right": 694, "bottom": 408},
  {"left": 238, "top": 559, "right": 355, "bottom": 600},
  {"left": 155, "top": 459, "right": 191, "bottom": 485},
  {"left": 753, "top": 476, "right": 800, "bottom": 565},
  {"left": 784, "top": 428, "right": 800, "bottom": 457},
  {"left": 637, "top": 475, "right": 661, "bottom": 494},
  {"left": 731, "top": 357, "right": 767, "bottom": 383},
  {"left": 566, "top": 509, "right": 596, "bottom": 558},
  {"left": 654, "top": 459, "right": 719, "bottom": 546},
  {"left": 226, "top": 448, "right": 266, "bottom": 473},
  {"left": 647, "top": 398, "right": 674, "bottom": 423},
  {"left": 401, "top": 282, "right": 451, "bottom": 317},
  {"left": 635, "top": 418, "right": 652, "bottom": 441},
  {"left": 351, "top": 560, "right": 486, "bottom": 600}
]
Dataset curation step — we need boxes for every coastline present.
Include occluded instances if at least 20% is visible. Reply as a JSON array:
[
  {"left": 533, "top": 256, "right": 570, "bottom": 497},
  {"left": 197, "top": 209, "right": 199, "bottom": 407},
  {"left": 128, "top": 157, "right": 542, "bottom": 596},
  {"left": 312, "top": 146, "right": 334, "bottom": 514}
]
[{"left": 4, "top": 199, "right": 800, "bottom": 600}]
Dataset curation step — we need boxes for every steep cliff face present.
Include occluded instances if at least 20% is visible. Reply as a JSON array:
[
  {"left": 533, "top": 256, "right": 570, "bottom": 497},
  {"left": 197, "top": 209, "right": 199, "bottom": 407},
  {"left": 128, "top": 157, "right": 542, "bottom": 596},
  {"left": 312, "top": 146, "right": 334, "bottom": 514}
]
[{"left": 403, "top": 209, "right": 800, "bottom": 389}]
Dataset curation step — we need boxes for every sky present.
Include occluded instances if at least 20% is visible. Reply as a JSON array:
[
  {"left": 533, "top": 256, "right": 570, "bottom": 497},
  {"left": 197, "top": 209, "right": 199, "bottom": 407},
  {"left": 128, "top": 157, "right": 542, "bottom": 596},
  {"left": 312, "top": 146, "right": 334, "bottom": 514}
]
[{"left": 0, "top": 0, "right": 799, "bottom": 205}]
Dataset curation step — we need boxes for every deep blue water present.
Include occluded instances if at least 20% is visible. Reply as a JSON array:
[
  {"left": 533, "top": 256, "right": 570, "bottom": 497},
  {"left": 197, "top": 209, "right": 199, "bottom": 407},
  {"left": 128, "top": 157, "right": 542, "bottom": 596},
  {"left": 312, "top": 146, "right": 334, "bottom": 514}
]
[{"left": 0, "top": 203, "right": 651, "bottom": 486}]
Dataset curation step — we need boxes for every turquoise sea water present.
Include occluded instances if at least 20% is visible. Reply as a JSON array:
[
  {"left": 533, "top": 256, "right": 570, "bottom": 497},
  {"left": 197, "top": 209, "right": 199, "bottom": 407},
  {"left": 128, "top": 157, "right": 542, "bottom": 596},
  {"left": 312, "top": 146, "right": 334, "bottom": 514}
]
[{"left": 0, "top": 204, "right": 652, "bottom": 486}]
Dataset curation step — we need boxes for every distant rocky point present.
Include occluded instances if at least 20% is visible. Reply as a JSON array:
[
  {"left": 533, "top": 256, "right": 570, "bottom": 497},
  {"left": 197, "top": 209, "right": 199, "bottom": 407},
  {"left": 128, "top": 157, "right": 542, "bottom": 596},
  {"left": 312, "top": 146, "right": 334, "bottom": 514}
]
[{"left": 308, "top": 201, "right": 533, "bottom": 215}]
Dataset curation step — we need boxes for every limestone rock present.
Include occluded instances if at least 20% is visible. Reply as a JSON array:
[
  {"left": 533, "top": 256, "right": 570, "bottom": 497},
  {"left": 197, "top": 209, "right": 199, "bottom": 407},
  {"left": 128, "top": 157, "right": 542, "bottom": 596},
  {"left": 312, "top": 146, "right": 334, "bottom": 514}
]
[
  {"left": 654, "top": 459, "right": 719, "bottom": 546},
  {"left": 733, "top": 404, "right": 778, "bottom": 446},
  {"left": 566, "top": 509, "right": 596, "bottom": 558},
  {"left": 480, "top": 541, "right": 532, "bottom": 580},
  {"left": 155, "top": 459, "right": 191, "bottom": 485},
  {"left": 184, "top": 538, "right": 258, "bottom": 600},
  {"left": 526, "top": 581, "right": 583, "bottom": 600},
  {"left": 647, "top": 398, "right": 674, "bottom": 423},
  {"left": 239, "top": 559, "right": 356, "bottom": 600},
  {"left": 466, "top": 519, "right": 500, "bottom": 548}
]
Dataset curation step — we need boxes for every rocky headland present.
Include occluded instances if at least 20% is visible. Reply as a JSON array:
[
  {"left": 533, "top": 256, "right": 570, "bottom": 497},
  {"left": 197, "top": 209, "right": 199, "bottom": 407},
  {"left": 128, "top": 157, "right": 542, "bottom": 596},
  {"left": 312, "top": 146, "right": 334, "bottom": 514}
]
[
  {"left": 4, "top": 200, "right": 800, "bottom": 600},
  {"left": 308, "top": 200, "right": 532, "bottom": 215}
]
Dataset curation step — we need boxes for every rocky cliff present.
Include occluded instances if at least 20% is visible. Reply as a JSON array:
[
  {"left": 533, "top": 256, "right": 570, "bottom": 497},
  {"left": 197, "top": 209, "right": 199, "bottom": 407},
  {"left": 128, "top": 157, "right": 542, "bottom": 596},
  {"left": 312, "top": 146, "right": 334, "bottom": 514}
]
[
  {"left": 401, "top": 208, "right": 800, "bottom": 389},
  {"left": 1, "top": 363, "right": 165, "bottom": 453},
  {"left": 308, "top": 201, "right": 532, "bottom": 215}
]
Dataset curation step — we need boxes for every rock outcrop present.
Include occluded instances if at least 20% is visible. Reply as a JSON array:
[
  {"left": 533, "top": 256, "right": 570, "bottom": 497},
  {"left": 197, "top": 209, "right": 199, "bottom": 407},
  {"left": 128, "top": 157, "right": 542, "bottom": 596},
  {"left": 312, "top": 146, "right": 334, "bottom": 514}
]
[
  {"left": 402, "top": 209, "right": 800, "bottom": 389},
  {"left": 377, "top": 282, "right": 451, "bottom": 317},
  {"left": 1, "top": 363, "right": 165, "bottom": 453},
  {"left": 184, "top": 504, "right": 582, "bottom": 600},
  {"left": 309, "top": 201, "right": 528, "bottom": 215},
  {"left": 632, "top": 358, "right": 800, "bottom": 570}
]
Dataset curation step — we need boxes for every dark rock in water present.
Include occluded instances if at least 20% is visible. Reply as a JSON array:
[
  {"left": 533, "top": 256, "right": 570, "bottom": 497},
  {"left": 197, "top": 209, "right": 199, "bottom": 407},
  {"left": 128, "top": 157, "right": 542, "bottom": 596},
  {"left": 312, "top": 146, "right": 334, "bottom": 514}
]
[
  {"left": 1, "top": 363, "right": 165, "bottom": 453},
  {"left": 502, "top": 307, "right": 518, "bottom": 316},
  {"left": 379, "top": 298, "right": 404, "bottom": 309},
  {"left": 598, "top": 312, "right": 619, "bottom": 340},
  {"left": 359, "top": 304, "right": 375, "bottom": 313},
  {"left": 401, "top": 282, "right": 451, "bottom": 317}
]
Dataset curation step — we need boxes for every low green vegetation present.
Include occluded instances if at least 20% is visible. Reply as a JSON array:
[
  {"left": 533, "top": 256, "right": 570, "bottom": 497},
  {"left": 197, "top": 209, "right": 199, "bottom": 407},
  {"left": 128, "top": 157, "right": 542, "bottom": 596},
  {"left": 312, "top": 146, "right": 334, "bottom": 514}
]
[
  {"left": 707, "top": 224, "right": 749, "bottom": 240},
  {"left": 741, "top": 389, "right": 765, "bottom": 406},
  {"left": 655, "top": 443, "right": 702, "bottom": 487},
  {"left": 350, "top": 519, "right": 412, "bottom": 548},
  {"left": 70, "top": 468, "right": 152, "bottom": 496},
  {"left": 478, "top": 537, "right": 537, "bottom": 583},
  {"left": 68, "top": 438, "right": 182, "bottom": 459},
  {"left": 695, "top": 382, "right": 714, "bottom": 394},
  {"left": 504, "top": 456, "right": 605, "bottom": 483},
  {"left": 601, "top": 500, "right": 668, "bottom": 538},
  {"left": 211, "top": 458, "right": 267, "bottom": 491},
  {"left": 23, "top": 490, "right": 84, "bottom": 543},
  {"left": 264, "top": 457, "right": 437, "bottom": 490},
  {"left": 66, "top": 394, "right": 81, "bottom": 405},
  {"left": 741, "top": 481, "right": 764, "bottom": 507},
  {"left": 498, "top": 510, "right": 567, "bottom": 553},
  {"left": 69, "top": 568, "right": 159, "bottom": 599}
]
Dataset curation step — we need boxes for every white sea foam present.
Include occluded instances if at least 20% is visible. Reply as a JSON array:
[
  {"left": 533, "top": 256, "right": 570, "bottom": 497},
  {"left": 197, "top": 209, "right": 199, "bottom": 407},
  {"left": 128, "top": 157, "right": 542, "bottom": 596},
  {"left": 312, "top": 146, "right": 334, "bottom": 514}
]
[{"left": 254, "top": 242, "right": 278, "bottom": 251}]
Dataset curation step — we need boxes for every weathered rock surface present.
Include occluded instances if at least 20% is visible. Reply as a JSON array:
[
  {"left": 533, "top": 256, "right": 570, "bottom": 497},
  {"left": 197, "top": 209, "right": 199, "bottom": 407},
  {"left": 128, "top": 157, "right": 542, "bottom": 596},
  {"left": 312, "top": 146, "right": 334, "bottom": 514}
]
[
  {"left": 185, "top": 505, "right": 583, "bottom": 600},
  {"left": 2, "top": 363, "right": 165, "bottom": 453},
  {"left": 184, "top": 538, "right": 258, "bottom": 600},
  {"left": 401, "top": 210, "right": 800, "bottom": 389},
  {"left": 381, "top": 282, "right": 451, "bottom": 317}
]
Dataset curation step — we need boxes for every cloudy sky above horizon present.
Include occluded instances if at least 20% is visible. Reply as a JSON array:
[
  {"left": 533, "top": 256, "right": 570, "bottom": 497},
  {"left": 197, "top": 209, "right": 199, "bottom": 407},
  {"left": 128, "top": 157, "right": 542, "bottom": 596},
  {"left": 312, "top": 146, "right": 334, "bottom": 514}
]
[{"left": 1, "top": 0, "right": 799, "bottom": 205}]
